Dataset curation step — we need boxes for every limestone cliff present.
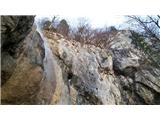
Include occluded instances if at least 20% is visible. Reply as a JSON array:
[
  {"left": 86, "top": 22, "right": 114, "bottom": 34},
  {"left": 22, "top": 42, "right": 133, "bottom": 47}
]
[
  {"left": 1, "top": 16, "right": 160, "bottom": 105},
  {"left": 1, "top": 16, "right": 56, "bottom": 104}
]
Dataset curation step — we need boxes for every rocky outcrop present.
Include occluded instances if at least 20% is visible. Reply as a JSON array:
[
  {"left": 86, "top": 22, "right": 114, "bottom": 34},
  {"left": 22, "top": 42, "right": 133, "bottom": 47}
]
[
  {"left": 43, "top": 31, "right": 121, "bottom": 104},
  {"left": 1, "top": 16, "right": 34, "bottom": 85},
  {"left": 1, "top": 16, "right": 34, "bottom": 47},
  {"left": 1, "top": 16, "right": 56, "bottom": 104},
  {"left": 43, "top": 30, "right": 160, "bottom": 105},
  {"left": 1, "top": 16, "right": 160, "bottom": 105},
  {"left": 110, "top": 31, "right": 160, "bottom": 104}
]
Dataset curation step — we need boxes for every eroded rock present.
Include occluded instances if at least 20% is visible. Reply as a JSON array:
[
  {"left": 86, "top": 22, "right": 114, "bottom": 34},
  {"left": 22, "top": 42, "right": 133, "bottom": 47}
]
[
  {"left": 1, "top": 16, "right": 56, "bottom": 104},
  {"left": 1, "top": 16, "right": 160, "bottom": 105},
  {"left": 44, "top": 30, "right": 121, "bottom": 105}
]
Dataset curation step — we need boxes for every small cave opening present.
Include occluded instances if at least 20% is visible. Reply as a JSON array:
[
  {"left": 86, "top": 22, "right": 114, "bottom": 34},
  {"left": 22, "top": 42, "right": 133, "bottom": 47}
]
[
  {"left": 66, "top": 72, "right": 72, "bottom": 95},
  {"left": 67, "top": 72, "right": 73, "bottom": 80}
]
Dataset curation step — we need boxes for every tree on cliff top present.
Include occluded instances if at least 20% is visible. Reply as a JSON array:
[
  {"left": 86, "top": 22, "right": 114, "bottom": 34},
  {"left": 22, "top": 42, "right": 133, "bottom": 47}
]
[
  {"left": 57, "top": 19, "right": 70, "bottom": 37},
  {"left": 127, "top": 15, "right": 160, "bottom": 67}
]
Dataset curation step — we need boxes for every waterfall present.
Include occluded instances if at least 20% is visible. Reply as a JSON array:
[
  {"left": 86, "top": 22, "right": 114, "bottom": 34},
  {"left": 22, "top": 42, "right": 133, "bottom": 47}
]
[
  {"left": 34, "top": 17, "right": 75, "bottom": 104},
  {"left": 35, "top": 19, "right": 56, "bottom": 82}
]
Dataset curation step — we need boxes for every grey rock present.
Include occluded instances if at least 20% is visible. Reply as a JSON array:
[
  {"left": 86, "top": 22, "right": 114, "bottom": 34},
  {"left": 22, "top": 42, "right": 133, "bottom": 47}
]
[
  {"left": 1, "top": 17, "right": 160, "bottom": 105},
  {"left": 1, "top": 16, "right": 56, "bottom": 105}
]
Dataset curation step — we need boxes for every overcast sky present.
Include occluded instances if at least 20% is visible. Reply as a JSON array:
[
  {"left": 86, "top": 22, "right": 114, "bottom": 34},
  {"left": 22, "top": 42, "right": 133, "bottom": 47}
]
[
  {"left": 63, "top": 15, "right": 126, "bottom": 28},
  {"left": 36, "top": 15, "right": 127, "bottom": 29},
  {"left": 33, "top": 0, "right": 159, "bottom": 29}
]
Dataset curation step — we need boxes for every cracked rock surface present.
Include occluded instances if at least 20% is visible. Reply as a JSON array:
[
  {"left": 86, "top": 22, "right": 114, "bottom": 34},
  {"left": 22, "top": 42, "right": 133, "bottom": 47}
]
[{"left": 1, "top": 16, "right": 160, "bottom": 105}]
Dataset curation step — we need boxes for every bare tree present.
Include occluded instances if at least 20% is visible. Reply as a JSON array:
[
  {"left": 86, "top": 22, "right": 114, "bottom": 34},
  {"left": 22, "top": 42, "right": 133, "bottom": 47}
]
[
  {"left": 127, "top": 15, "right": 160, "bottom": 41},
  {"left": 91, "top": 26, "right": 118, "bottom": 48},
  {"left": 51, "top": 16, "right": 60, "bottom": 29},
  {"left": 57, "top": 19, "right": 70, "bottom": 37},
  {"left": 127, "top": 15, "right": 160, "bottom": 67},
  {"left": 72, "top": 18, "right": 93, "bottom": 45},
  {"left": 69, "top": 18, "right": 118, "bottom": 48}
]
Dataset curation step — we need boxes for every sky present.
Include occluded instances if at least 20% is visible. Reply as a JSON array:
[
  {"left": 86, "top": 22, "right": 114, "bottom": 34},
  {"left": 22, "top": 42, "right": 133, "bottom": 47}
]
[
  {"left": 64, "top": 15, "right": 126, "bottom": 28},
  {"left": 32, "top": 0, "right": 159, "bottom": 29},
  {"left": 35, "top": 15, "right": 127, "bottom": 29},
  {"left": 2, "top": 0, "right": 159, "bottom": 29}
]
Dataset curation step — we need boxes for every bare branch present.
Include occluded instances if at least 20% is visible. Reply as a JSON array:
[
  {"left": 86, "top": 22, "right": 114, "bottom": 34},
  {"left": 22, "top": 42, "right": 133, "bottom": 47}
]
[{"left": 147, "top": 15, "right": 160, "bottom": 29}]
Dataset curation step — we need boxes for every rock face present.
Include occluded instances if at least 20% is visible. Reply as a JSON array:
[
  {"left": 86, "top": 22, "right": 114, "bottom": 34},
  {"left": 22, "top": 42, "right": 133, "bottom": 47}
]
[
  {"left": 44, "top": 31, "right": 121, "bottom": 104},
  {"left": 43, "top": 30, "right": 160, "bottom": 105},
  {"left": 1, "top": 16, "right": 56, "bottom": 104},
  {"left": 1, "top": 16, "right": 160, "bottom": 105},
  {"left": 111, "top": 31, "right": 160, "bottom": 104}
]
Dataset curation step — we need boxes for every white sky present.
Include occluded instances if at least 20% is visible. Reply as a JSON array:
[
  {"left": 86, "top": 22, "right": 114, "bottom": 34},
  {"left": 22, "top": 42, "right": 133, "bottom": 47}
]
[
  {"left": 1, "top": 0, "right": 160, "bottom": 28},
  {"left": 62, "top": 15, "right": 126, "bottom": 28},
  {"left": 36, "top": 15, "right": 127, "bottom": 28},
  {"left": 22, "top": 0, "right": 159, "bottom": 29}
]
